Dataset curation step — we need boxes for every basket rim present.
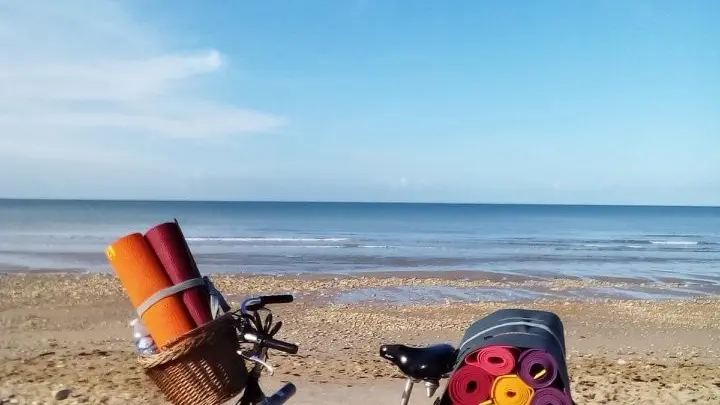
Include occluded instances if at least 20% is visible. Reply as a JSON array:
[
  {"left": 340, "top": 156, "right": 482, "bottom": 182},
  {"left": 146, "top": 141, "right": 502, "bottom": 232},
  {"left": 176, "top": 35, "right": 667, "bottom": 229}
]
[{"left": 138, "top": 312, "right": 239, "bottom": 368}]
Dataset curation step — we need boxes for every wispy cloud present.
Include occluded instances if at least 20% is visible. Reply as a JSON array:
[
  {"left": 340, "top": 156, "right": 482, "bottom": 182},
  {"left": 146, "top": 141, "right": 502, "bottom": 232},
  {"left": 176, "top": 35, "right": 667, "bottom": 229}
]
[{"left": 0, "top": 0, "right": 284, "bottom": 167}]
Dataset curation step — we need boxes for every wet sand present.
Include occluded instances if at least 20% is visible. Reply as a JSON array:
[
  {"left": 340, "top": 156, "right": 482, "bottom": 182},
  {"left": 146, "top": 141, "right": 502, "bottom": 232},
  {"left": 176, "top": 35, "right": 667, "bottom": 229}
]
[{"left": 1, "top": 273, "right": 719, "bottom": 404}]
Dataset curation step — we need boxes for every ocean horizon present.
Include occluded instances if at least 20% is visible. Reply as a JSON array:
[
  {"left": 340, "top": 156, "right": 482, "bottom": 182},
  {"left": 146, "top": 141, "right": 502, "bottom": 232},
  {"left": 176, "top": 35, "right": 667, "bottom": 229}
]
[
  {"left": 1, "top": 198, "right": 718, "bottom": 207},
  {"left": 1, "top": 199, "right": 719, "bottom": 293}
]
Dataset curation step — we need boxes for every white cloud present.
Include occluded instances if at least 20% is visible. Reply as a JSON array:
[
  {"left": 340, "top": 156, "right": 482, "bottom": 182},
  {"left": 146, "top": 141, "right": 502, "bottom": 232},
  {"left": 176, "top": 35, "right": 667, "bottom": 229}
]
[
  {"left": 1, "top": 51, "right": 224, "bottom": 103},
  {"left": 0, "top": 0, "right": 284, "bottom": 167}
]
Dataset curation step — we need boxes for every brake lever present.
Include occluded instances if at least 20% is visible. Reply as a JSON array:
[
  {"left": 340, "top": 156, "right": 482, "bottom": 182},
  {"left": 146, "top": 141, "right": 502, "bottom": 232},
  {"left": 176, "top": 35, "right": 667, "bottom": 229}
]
[
  {"left": 253, "top": 311, "right": 265, "bottom": 332},
  {"left": 240, "top": 312, "right": 256, "bottom": 325},
  {"left": 268, "top": 320, "right": 282, "bottom": 337},
  {"left": 264, "top": 312, "right": 273, "bottom": 333}
]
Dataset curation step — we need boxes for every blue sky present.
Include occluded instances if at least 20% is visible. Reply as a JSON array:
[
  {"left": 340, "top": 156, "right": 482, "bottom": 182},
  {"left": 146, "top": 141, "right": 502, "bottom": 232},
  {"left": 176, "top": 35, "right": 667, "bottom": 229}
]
[{"left": 0, "top": 0, "right": 718, "bottom": 205}]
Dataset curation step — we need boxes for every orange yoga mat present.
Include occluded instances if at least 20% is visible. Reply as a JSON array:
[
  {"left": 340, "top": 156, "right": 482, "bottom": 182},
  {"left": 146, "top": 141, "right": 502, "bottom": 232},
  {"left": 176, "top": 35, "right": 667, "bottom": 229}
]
[
  {"left": 491, "top": 374, "right": 534, "bottom": 405},
  {"left": 106, "top": 233, "right": 195, "bottom": 348}
]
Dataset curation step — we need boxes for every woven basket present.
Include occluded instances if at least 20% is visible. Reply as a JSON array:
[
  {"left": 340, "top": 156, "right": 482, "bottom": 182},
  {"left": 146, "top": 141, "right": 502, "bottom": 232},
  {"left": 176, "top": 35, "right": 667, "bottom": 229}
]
[{"left": 138, "top": 313, "right": 248, "bottom": 405}]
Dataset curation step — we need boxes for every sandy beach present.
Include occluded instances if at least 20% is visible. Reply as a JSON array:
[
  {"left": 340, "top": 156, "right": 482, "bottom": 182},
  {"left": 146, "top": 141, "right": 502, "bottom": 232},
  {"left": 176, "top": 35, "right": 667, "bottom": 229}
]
[{"left": 1, "top": 272, "right": 719, "bottom": 405}]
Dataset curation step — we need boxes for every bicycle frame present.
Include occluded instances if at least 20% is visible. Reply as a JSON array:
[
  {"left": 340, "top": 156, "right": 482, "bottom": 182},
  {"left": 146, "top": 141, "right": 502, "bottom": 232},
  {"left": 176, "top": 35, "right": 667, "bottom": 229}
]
[
  {"left": 237, "top": 345, "right": 296, "bottom": 405},
  {"left": 234, "top": 295, "right": 298, "bottom": 405}
]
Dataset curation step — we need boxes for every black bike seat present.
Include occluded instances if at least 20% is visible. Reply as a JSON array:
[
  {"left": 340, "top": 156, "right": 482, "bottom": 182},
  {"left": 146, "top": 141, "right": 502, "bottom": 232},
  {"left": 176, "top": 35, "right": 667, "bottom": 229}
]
[{"left": 379, "top": 343, "right": 457, "bottom": 381}]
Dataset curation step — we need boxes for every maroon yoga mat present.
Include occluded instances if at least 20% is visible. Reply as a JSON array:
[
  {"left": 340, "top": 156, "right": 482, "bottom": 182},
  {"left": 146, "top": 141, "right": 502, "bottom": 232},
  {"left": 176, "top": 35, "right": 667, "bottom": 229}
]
[{"left": 145, "top": 221, "right": 212, "bottom": 327}]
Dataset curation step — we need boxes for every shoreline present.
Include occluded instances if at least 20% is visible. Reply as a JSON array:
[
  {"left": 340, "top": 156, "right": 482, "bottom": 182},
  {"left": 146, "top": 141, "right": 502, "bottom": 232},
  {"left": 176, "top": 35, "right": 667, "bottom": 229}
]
[
  {"left": 4, "top": 266, "right": 720, "bottom": 284},
  {"left": 2, "top": 271, "right": 719, "bottom": 308}
]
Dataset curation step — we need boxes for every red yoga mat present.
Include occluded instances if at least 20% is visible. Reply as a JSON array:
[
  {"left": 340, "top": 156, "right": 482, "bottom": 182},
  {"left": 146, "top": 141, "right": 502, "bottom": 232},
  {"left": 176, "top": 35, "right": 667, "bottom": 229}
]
[
  {"left": 465, "top": 345, "right": 518, "bottom": 376},
  {"left": 145, "top": 221, "right": 212, "bottom": 327},
  {"left": 447, "top": 365, "right": 493, "bottom": 405}
]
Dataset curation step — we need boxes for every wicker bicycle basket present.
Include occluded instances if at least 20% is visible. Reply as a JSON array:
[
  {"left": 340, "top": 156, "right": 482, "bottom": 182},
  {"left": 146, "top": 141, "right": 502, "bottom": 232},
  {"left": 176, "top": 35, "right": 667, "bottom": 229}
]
[{"left": 137, "top": 313, "right": 248, "bottom": 405}]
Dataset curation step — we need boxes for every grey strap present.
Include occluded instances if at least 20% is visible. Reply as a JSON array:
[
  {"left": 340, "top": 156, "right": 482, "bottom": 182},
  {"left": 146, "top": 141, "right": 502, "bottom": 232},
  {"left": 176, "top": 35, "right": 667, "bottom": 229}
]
[
  {"left": 136, "top": 278, "right": 207, "bottom": 317},
  {"left": 204, "top": 276, "right": 231, "bottom": 319},
  {"left": 458, "top": 321, "right": 565, "bottom": 357}
]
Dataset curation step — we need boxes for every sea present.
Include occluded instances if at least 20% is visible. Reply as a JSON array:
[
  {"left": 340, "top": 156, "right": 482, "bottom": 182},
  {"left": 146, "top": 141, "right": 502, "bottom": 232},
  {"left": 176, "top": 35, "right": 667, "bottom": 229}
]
[{"left": 1, "top": 200, "right": 719, "bottom": 296}]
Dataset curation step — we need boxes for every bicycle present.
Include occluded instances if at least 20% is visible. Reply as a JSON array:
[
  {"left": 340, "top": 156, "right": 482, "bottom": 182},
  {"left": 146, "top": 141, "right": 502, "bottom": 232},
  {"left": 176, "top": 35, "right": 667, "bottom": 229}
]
[
  {"left": 232, "top": 294, "right": 300, "bottom": 405},
  {"left": 379, "top": 342, "right": 458, "bottom": 405},
  {"left": 379, "top": 308, "right": 577, "bottom": 405}
]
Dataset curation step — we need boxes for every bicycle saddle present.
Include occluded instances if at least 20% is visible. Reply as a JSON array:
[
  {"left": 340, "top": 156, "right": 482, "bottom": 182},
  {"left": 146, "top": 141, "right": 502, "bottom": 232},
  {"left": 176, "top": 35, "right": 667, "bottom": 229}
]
[{"left": 379, "top": 343, "right": 457, "bottom": 381}]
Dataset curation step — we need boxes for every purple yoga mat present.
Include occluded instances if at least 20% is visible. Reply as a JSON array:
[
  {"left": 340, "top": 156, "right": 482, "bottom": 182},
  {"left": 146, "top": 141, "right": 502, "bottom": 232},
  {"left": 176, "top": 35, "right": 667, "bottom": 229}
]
[
  {"left": 518, "top": 349, "right": 559, "bottom": 388},
  {"left": 531, "top": 388, "right": 573, "bottom": 405}
]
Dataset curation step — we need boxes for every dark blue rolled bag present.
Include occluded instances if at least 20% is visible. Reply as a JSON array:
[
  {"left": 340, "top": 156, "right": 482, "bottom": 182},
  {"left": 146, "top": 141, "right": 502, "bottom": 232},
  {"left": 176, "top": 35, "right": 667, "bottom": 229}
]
[{"left": 440, "top": 309, "right": 575, "bottom": 405}]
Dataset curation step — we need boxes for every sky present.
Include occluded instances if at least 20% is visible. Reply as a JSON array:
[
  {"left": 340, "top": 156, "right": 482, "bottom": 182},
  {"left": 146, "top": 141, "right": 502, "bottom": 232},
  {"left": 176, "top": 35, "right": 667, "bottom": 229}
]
[{"left": 0, "top": 0, "right": 718, "bottom": 205}]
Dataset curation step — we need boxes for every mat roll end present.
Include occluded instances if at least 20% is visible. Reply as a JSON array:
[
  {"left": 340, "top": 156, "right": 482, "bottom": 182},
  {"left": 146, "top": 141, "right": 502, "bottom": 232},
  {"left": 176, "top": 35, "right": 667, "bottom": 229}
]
[
  {"left": 491, "top": 374, "right": 534, "bottom": 405},
  {"left": 107, "top": 232, "right": 195, "bottom": 348},
  {"left": 447, "top": 365, "right": 493, "bottom": 405}
]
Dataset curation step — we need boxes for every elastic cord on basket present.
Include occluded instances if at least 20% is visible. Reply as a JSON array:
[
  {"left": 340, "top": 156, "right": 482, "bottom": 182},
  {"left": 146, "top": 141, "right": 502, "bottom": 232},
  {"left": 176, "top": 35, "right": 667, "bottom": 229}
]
[
  {"left": 136, "top": 278, "right": 207, "bottom": 318},
  {"left": 136, "top": 275, "right": 232, "bottom": 320}
]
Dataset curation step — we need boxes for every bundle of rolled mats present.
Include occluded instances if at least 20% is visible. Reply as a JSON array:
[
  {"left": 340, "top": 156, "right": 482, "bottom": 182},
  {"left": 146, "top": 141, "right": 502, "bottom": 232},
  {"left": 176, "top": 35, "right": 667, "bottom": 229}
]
[
  {"left": 105, "top": 219, "right": 218, "bottom": 349},
  {"left": 105, "top": 220, "right": 251, "bottom": 405},
  {"left": 440, "top": 309, "right": 575, "bottom": 405}
]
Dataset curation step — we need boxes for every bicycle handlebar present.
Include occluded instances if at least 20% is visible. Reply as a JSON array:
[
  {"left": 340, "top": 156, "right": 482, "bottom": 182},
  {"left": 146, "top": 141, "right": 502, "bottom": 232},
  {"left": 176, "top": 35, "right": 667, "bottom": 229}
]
[
  {"left": 234, "top": 294, "right": 299, "bottom": 404},
  {"left": 242, "top": 331, "right": 299, "bottom": 354},
  {"left": 259, "top": 294, "right": 294, "bottom": 305},
  {"left": 242, "top": 294, "right": 294, "bottom": 312},
  {"left": 260, "top": 336, "right": 299, "bottom": 354}
]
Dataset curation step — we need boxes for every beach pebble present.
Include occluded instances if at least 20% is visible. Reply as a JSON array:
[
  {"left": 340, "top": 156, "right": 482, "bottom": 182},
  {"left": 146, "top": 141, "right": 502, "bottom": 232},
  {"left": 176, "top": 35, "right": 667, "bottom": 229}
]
[
  {"left": 617, "top": 359, "right": 627, "bottom": 365},
  {"left": 54, "top": 388, "right": 72, "bottom": 401}
]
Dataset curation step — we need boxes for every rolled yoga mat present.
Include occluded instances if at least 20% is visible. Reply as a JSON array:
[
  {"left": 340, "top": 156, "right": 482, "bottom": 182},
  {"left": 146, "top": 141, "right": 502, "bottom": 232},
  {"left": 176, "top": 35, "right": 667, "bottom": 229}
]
[
  {"left": 447, "top": 365, "right": 493, "bottom": 405},
  {"left": 453, "top": 309, "right": 573, "bottom": 397},
  {"left": 106, "top": 233, "right": 195, "bottom": 348},
  {"left": 531, "top": 388, "right": 572, "bottom": 405},
  {"left": 465, "top": 345, "right": 517, "bottom": 376},
  {"left": 492, "top": 374, "right": 535, "bottom": 405},
  {"left": 145, "top": 221, "right": 212, "bottom": 327},
  {"left": 518, "top": 349, "right": 558, "bottom": 388}
]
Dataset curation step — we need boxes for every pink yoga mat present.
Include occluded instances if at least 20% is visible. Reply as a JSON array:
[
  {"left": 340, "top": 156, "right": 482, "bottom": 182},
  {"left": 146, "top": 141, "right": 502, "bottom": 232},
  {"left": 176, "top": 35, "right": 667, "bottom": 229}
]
[{"left": 465, "top": 345, "right": 518, "bottom": 376}]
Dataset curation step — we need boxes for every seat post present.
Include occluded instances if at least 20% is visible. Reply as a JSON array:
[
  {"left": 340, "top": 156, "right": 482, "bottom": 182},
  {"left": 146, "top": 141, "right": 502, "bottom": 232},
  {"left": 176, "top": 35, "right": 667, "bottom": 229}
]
[{"left": 400, "top": 378, "right": 415, "bottom": 405}]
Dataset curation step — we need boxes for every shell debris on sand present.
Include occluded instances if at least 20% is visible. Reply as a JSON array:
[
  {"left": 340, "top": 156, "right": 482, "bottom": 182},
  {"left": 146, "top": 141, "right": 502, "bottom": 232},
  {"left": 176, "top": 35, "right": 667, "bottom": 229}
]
[
  {"left": 53, "top": 388, "right": 72, "bottom": 401},
  {"left": 1, "top": 273, "right": 719, "bottom": 404}
]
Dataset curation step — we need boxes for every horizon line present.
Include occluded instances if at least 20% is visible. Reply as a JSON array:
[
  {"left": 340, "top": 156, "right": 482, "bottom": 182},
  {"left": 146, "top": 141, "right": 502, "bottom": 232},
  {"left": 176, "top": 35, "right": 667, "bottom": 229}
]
[{"left": 0, "top": 197, "right": 717, "bottom": 209}]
